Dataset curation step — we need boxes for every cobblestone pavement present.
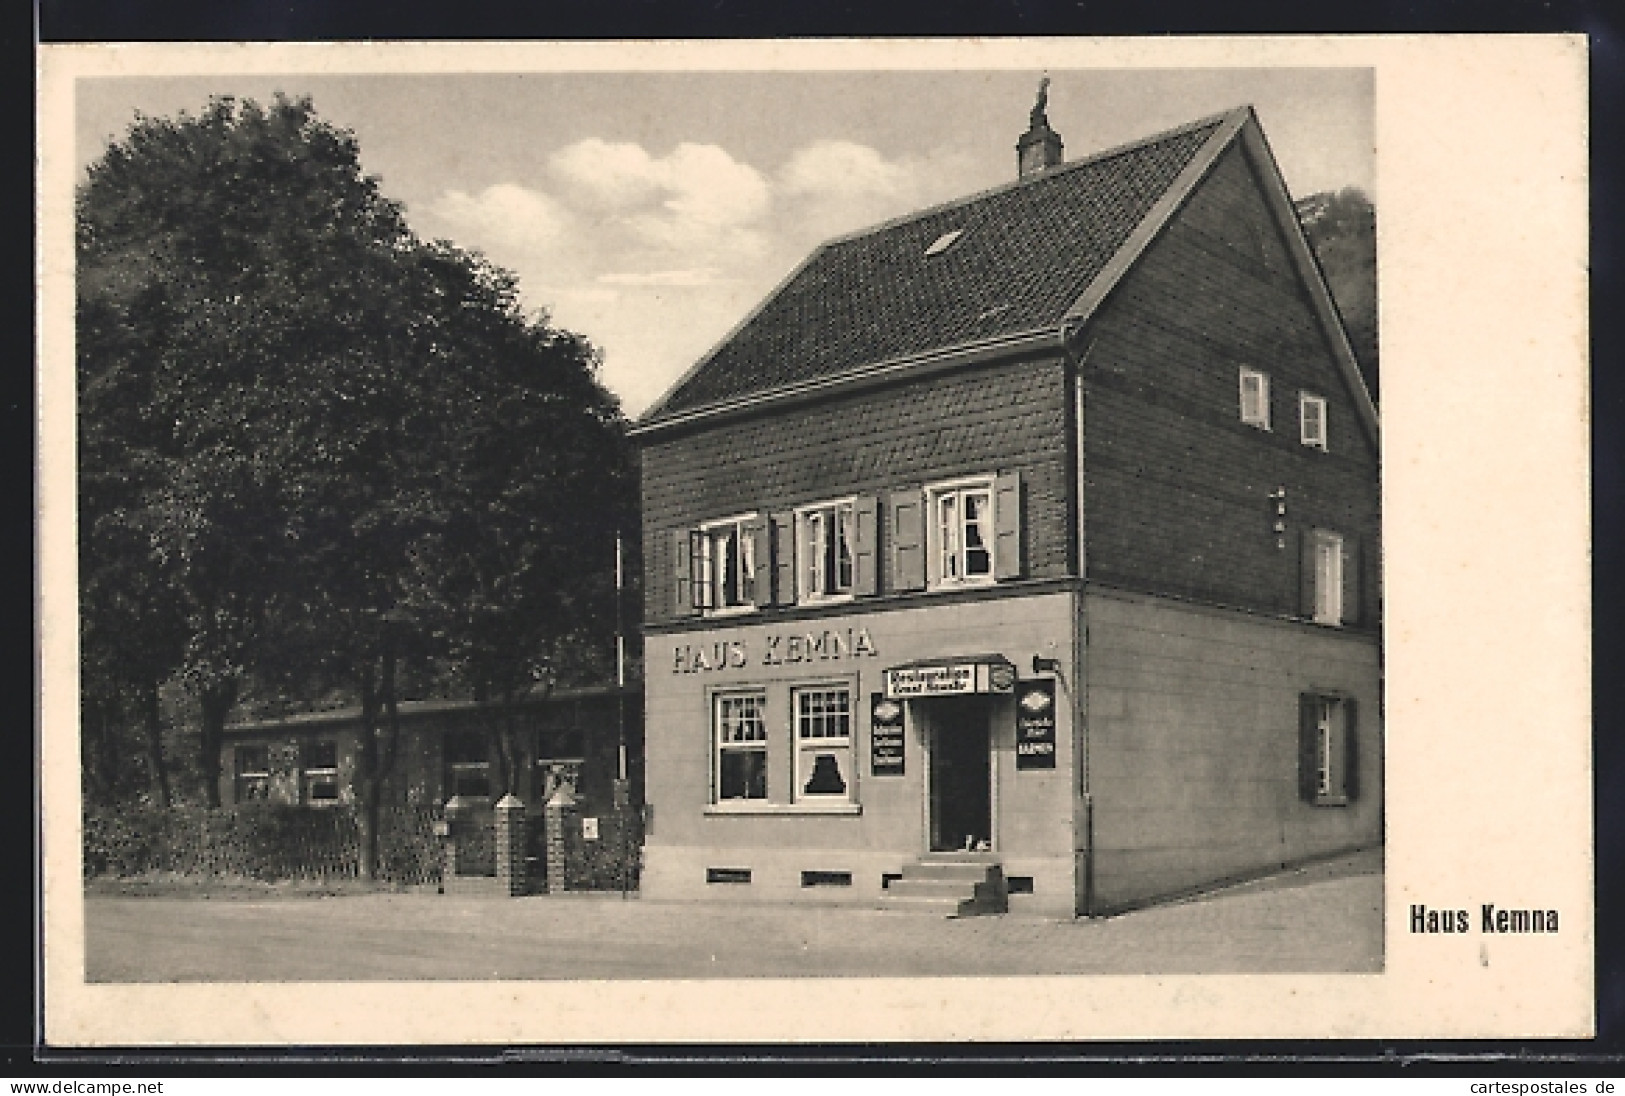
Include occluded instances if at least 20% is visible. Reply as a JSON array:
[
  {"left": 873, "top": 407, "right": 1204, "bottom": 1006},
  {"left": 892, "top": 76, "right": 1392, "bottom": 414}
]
[{"left": 83, "top": 849, "right": 1382, "bottom": 982}]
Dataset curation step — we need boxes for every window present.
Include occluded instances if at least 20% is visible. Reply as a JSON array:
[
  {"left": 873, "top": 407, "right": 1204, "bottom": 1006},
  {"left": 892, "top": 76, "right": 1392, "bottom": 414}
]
[
  {"left": 443, "top": 731, "right": 491, "bottom": 799},
  {"left": 794, "top": 687, "right": 853, "bottom": 802},
  {"left": 1311, "top": 530, "right": 1343, "bottom": 625},
  {"left": 1299, "top": 694, "right": 1359, "bottom": 805},
  {"left": 928, "top": 480, "right": 995, "bottom": 588},
  {"left": 693, "top": 515, "right": 761, "bottom": 613},
  {"left": 1239, "top": 367, "right": 1271, "bottom": 429},
  {"left": 302, "top": 739, "right": 340, "bottom": 804},
  {"left": 235, "top": 745, "right": 270, "bottom": 804},
  {"left": 715, "top": 692, "right": 767, "bottom": 801},
  {"left": 1300, "top": 392, "right": 1328, "bottom": 450},
  {"left": 797, "top": 500, "right": 855, "bottom": 601}
]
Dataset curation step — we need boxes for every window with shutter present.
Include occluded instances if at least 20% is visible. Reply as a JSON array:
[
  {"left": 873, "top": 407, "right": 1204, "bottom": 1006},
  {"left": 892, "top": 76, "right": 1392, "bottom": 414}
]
[
  {"left": 1341, "top": 537, "right": 1362, "bottom": 627},
  {"left": 993, "top": 471, "right": 1023, "bottom": 581},
  {"left": 694, "top": 514, "right": 763, "bottom": 615},
  {"left": 887, "top": 490, "right": 926, "bottom": 592},
  {"left": 1302, "top": 528, "right": 1345, "bottom": 625},
  {"left": 673, "top": 529, "right": 698, "bottom": 616},
  {"left": 925, "top": 476, "right": 998, "bottom": 590},
  {"left": 851, "top": 495, "right": 879, "bottom": 596},
  {"left": 1299, "top": 693, "right": 1355, "bottom": 806},
  {"left": 795, "top": 498, "right": 857, "bottom": 603},
  {"left": 770, "top": 511, "right": 796, "bottom": 607}
]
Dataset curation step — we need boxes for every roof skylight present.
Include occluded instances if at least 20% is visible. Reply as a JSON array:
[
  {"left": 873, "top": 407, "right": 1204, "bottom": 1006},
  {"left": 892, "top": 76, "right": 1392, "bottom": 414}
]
[{"left": 924, "top": 229, "right": 965, "bottom": 257}]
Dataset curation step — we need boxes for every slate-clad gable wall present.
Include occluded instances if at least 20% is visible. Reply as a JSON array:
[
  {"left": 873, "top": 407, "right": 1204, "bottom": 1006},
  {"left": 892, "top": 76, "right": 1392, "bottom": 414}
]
[
  {"left": 641, "top": 356, "right": 1071, "bottom": 625},
  {"left": 1081, "top": 143, "right": 1381, "bottom": 621}
]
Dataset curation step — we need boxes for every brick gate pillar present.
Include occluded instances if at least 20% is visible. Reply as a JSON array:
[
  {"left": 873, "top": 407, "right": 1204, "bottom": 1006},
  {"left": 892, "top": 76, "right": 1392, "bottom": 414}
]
[
  {"left": 494, "top": 793, "right": 527, "bottom": 897},
  {"left": 544, "top": 783, "right": 575, "bottom": 895}
]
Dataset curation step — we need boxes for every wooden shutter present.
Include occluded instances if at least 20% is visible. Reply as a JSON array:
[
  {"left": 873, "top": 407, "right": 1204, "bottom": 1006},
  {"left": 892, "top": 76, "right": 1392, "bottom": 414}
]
[
  {"left": 673, "top": 529, "right": 696, "bottom": 616},
  {"left": 852, "top": 495, "right": 879, "bottom": 596},
  {"left": 1298, "top": 529, "right": 1317, "bottom": 619},
  {"left": 1342, "top": 698, "right": 1360, "bottom": 800},
  {"left": 1297, "top": 693, "right": 1318, "bottom": 802},
  {"left": 771, "top": 511, "right": 796, "bottom": 607},
  {"left": 888, "top": 489, "right": 927, "bottom": 592},
  {"left": 1341, "top": 536, "right": 1362, "bottom": 627},
  {"left": 993, "top": 471, "right": 1023, "bottom": 581},
  {"left": 743, "top": 515, "right": 770, "bottom": 606}
]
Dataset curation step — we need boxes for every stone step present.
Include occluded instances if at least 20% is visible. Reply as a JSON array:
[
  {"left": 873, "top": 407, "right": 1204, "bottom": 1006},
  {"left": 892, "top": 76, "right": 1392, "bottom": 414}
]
[
  {"left": 885, "top": 878, "right": 984, "bottom": 900},
  {"left": 902, "top": 861, "right": 1004, "bottom": 882},
  {"left": 875, "top": 893, "right": 967, "bottom": 914},
  {"left": 879, "top": 860, "right": 1008, "bottom": 917}
]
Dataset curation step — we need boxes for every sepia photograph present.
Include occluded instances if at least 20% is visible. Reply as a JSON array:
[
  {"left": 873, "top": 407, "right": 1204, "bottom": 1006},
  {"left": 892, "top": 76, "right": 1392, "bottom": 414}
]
[{"left": 37, "top": 37, "right": 1590, "bottom": 1044}]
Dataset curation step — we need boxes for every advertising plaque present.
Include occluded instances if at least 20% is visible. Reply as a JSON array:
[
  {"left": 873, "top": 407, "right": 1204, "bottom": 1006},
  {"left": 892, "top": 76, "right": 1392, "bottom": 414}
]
[
  {"left": 870, "top": 693, "right": 905, "bottom": 776},
  {"left": 1015, "top": 678, "right": 1057, "bottom": 770}
]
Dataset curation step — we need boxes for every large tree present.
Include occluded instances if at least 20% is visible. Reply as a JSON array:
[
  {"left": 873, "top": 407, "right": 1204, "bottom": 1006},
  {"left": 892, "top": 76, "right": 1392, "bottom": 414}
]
[
  {"left": 77, "top": 95, "right": 634, "bottom": 873},
  {"left": 397, "top": 247, "right": 637, "bottom": 798}
]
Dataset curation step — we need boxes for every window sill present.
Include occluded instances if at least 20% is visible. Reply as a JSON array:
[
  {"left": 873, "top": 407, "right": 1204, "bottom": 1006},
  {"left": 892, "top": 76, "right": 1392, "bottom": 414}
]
[
  {"left": 705, "top": 802, "right": 862, "bottom": 817},
  {"left": 926, "top": 578, "right": 997, "bottom": 594},
  {"left": 1313, "top": 795, "right": 1350, "bottom": 808},
  {"left": 703, "top": 605, "right": 760, "bottom": 620},
  {"left": 799, "top": 593, "right": 855, "bottom": 607}
]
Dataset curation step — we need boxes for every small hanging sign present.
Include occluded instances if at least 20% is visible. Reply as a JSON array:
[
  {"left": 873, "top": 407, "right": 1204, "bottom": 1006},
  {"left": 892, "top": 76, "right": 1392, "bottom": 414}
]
[
  {"left": 870, "top": 693, "right": 906, "bottom": 777},
  {"left": 1015, "top": 678, "right": 1058, "bottom": 770}
]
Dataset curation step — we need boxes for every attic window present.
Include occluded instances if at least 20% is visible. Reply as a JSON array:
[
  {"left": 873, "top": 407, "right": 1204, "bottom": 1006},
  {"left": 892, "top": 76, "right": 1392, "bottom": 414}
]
[{"left": 924, "top": 229, "right": 965, "bottom": 257}]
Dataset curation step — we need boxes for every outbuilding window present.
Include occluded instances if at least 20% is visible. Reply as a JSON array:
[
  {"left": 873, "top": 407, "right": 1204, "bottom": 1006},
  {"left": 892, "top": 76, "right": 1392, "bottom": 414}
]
[
  {"left": 235, "top": 745, "right": 270, "bottom": 804},
  {"left": 1239, "top": 367, "right": 1271, "bottom": 429},
  {"left": 715, "top": 692, "right": 768, "bottom": 801},
  {"left": 1299, "top": 694, "right": 1359, "bottom": 805},
  {"left": 443, "top": 731, "right": 492, "bottom": 799},
  {"left": 302, "top": 739, "right": 340, "bottom": 804},
  {"left": 794, "top": 687, "right": 853, "bottom": 802}
]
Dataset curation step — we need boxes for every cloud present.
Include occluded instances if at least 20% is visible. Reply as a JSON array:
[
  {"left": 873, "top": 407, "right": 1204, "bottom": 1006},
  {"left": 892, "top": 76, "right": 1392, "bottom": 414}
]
[
  {"left": 779, "top": 140, "right": 919, "bottom": 202},
  {"left": 774, "top": 140, "right": 971, "bottom": 244},
  {"left": 428, "top": 183, "right": 569, "bottom": 256},
  {"left": 549, "top": 139, "right": 770, "bottom": 259},
  {"left": 417, "top": 137, "right": 975, "bottom": 414}
]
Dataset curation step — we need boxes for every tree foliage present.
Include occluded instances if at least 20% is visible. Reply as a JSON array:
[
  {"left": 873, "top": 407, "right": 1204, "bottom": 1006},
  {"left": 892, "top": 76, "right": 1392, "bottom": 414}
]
[
  {"left": 1296, "top": 187, "right": 1378, "bottom": 402},
  {"left": 77, "top": 94, "right": 635, "bottom": 873}
]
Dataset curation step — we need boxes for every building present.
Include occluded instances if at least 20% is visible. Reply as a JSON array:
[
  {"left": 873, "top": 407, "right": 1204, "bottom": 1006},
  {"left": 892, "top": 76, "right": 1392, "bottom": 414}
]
[
  {"left": 631, "top": 96, "right": 1381, "bottom": 917},
  {"left": 221, "top": 684, "right": 643, "bottom": 821}
]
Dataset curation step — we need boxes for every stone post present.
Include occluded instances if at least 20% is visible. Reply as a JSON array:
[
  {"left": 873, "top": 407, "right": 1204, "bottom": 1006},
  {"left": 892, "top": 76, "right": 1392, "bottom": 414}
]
[
  {"left": 494, "top": 793, "right": 527, "bottom": 897},
  {"left": 544, "top": 782, "right": 575, "bottom": 895},
  {"left": 442, "top": 794, "right": 469, "bottom": 879}
]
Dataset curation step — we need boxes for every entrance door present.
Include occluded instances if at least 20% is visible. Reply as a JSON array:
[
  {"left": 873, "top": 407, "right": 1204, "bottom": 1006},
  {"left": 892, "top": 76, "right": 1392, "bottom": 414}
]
[{"left": 926, "top": 696, "right": 992, "bottom": 852}]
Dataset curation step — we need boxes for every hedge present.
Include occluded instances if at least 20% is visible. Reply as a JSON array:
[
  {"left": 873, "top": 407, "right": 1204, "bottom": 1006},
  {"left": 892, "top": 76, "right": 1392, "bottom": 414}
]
[{"left": 83, "top": 801, "right": 442, "bottom": 886}]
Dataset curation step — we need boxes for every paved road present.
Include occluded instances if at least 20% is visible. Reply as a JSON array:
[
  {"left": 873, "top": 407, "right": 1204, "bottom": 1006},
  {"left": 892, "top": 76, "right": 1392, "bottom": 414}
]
[{"left": 83, "top": 849, "right": 1382, "bottom": 981}]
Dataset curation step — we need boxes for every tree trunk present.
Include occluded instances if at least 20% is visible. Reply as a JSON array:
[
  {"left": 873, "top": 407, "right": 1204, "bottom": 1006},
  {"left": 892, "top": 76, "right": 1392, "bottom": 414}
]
[
  {"left": 355, "top": 631, "right": 404, "bottom": 882},
  {"left": 81, "top": 694, "right": 122, "bottom": 804},
  {"left": 138, "top": 679, "right": 172, "bottom": 808},
  {"left": 198, "top": 679, "right": 237, "bottom": 809},
  {"left": 355, "top": 667, "right": 381, "bottom": 881}
]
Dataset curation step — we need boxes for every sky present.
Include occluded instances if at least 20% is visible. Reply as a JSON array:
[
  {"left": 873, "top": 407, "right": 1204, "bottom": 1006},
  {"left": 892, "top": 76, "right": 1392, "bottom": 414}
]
[{"left": 76, "top": 68, "right": 1372, "bottom": 417}]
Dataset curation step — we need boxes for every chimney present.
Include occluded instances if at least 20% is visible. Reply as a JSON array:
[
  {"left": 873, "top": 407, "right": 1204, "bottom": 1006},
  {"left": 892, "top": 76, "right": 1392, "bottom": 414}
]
[{"left": 1017, "top": 76, "right": 1064, "bottom": 179}]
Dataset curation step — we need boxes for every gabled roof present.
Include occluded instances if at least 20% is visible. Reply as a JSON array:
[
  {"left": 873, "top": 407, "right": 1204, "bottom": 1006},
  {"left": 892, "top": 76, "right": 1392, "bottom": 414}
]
[{"left": 636, "top": 105, "right": 1378, "bottom": 443}]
